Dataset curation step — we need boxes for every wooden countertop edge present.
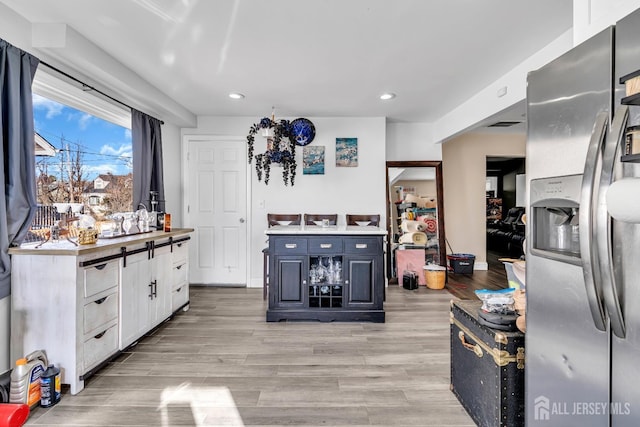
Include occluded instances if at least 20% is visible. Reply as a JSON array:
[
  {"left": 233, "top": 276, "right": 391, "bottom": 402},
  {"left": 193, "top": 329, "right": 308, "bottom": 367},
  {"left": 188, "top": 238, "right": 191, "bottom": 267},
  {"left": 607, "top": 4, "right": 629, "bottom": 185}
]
[{"left": 9, "top": 228, "right": 194, "bottom": 256}]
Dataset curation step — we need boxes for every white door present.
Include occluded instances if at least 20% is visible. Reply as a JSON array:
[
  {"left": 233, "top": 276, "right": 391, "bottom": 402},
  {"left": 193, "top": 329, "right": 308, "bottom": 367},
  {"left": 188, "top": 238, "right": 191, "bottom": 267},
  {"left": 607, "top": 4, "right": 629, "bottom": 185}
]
[{"left": 184, "top": 136, "right": 247, "bottom": 285}]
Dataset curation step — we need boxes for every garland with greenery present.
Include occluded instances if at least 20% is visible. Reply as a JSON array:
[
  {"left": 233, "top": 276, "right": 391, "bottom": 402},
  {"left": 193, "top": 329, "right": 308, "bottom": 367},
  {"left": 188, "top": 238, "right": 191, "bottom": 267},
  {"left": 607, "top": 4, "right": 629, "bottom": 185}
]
[{"left": 247, "top": 117, "right": 297, "bottom": 186}]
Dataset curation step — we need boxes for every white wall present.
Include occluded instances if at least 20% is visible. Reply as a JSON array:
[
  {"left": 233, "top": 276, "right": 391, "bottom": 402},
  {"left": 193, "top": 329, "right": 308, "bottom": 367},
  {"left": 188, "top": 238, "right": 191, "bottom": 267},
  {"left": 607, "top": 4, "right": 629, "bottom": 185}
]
[
  {"left": 386, "top": 122, "right": 441, "bottom": 161},
  {"left": 434, "top": 29, "right": 574, "bottom": 143},
  {"left": 574, "top": 0, "right": 640, "bottom": 44},
  {"left": 183, "top": 116, "right": 387, "bottom": 287}
]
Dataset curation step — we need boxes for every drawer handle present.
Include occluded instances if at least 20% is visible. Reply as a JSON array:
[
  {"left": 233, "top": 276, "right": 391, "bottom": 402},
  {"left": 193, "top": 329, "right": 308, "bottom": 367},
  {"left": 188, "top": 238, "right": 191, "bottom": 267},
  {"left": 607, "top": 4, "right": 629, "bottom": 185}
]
[
  {"left": 176, "top": 286, "right": 183, "bottom": 292},
  {"left": 285, "top": 243, "right": 297, "bottom": 249},
  {"left": 94, "top": 331, "right": 107, "bottom": 339},
  {"left": 94, "top": 296, "right": 108, "bottom": 305},
  {"left": 94, "top": 263, "right": 107, "bottom": 270},
  {"left": 176, "top": 264, "right": 183, "bottom": 270},
  {"left": 355, "top": 243, "right": 368, "bottom": 249},
  {"left": 177, "top": 243, "right": 183, "bottom": 248},
  {"left": 320, "top": 243, "right": 332, "bottom": 249},
  {"left": 458, "top": 331, "right": 483, "bottom": 358}
]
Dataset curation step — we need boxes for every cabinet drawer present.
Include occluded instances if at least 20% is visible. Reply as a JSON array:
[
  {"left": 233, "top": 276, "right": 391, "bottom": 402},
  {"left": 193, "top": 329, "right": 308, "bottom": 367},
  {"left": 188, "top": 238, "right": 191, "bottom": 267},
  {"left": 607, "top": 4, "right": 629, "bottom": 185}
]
[
  {"left": 83, "top": 292, "right": 118, "bottom": 335},
  {"left": 344, "top": 237, "right": 380, "bottom": 255},
  {"left": 83, "top": 323, "right": 118, "bottom": 371},
  {"left": 172, "top": 240, "right": 188, "bottom": 265},
  {"left": 84, "top": 261, "right": 119, "bottom": 298},
  {"left": 309, "top": 238, "right": 343, "bottom": 254},
  {"left": 172, "top": 284, "right": 189, "bottom": 311},
  {"left": 172, "top": 262, "right": 188, "bottom": 289},
  {"left": 272, "top": 238, "right": 308, "bottom": 254}
]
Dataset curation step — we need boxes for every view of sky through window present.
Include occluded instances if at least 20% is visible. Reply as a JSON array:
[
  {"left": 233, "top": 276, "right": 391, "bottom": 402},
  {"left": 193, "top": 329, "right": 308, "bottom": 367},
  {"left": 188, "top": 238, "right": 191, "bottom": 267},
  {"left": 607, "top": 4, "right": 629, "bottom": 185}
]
[{"left": 32, "top": 93, "right": 132, "bottom": 180}]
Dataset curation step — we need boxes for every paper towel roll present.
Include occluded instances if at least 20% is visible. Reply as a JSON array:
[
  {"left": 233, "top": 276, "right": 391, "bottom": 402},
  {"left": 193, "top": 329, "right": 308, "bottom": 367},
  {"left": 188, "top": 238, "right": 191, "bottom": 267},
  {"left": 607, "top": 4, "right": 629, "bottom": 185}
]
[
  {"left": 399, "top": 232, "right": 427, "bottom": 245},
  {"left": 401, "top": 220, "right": 426, "bottom": 233},
  {"left": 607, "top": 178, "right": 640, "bottom": 223}
]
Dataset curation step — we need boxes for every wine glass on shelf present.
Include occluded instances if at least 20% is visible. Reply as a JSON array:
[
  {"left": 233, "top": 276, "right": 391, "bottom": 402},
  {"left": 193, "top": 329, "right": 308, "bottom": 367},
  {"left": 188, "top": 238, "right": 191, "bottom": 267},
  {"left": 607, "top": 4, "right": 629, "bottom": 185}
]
[{"left": 122, "top": 217, "right": 132, "bottom": 235}]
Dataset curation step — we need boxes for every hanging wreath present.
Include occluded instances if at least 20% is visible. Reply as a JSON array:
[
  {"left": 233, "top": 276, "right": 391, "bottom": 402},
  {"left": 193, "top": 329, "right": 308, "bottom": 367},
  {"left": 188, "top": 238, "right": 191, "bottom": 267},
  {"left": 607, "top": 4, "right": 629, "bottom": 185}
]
[{"left": 247, "top": 117, "right": 297, "bottom": 186}]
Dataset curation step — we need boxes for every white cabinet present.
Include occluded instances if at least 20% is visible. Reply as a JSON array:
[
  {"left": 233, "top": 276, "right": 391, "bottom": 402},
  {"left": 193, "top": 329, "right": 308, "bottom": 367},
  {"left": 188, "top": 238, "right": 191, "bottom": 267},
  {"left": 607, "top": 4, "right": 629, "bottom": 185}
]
[
  {"left": 9, "top": 230, "right": 192, "bottom": 395},
  {"left": 120, "top": 244, "right": 172, "bottom": 349},
  {"left": 10, "top": 255, "right": 121, "bottom": 395},
  {"left": 171, "top": 239, "right": 189, "bottom": 312}
]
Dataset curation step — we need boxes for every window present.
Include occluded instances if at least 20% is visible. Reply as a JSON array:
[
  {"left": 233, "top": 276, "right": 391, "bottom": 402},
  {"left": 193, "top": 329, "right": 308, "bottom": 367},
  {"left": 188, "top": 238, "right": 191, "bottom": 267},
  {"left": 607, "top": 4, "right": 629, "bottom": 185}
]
[{"left": 32, "top": 69, "right": 133, "bottom": 221}]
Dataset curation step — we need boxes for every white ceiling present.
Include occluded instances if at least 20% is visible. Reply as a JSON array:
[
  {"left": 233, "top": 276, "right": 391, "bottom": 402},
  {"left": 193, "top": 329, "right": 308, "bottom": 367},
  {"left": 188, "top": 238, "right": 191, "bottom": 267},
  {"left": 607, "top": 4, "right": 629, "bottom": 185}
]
[{"left": 1, "top": 0, "right": 573, "bottom": 128}]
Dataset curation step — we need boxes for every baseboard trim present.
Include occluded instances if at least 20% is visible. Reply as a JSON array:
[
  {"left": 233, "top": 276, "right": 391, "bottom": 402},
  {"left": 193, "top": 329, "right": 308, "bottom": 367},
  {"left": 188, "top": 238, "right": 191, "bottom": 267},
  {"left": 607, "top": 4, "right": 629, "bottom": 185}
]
[{"left": 474, "top": 261, "right": 488, "bottom": 271}]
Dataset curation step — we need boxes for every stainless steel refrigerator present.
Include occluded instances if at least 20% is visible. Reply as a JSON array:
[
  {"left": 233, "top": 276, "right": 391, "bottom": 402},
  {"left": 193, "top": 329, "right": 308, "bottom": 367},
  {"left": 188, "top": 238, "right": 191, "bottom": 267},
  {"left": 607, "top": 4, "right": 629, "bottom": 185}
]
[{"left": 526, "top": 7, "right": 640, "bottom": 427}]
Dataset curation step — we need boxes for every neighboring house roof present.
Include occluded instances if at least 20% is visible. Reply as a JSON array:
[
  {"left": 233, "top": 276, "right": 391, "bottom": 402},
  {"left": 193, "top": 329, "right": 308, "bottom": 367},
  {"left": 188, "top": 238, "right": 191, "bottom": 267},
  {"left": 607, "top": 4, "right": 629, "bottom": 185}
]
[{"left": 35, "top": 133, "right": 56, "bottom": 157}]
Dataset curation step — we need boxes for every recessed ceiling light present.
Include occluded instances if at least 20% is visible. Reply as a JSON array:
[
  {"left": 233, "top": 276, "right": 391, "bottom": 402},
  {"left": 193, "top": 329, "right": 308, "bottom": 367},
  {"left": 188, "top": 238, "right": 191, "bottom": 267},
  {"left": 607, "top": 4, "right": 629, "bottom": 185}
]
[
  {"left": 229, "top": 92, "right": 245, "bottom": 99},
  {"left": 380, "top": 93, "right": 396, "bottom": 100}
]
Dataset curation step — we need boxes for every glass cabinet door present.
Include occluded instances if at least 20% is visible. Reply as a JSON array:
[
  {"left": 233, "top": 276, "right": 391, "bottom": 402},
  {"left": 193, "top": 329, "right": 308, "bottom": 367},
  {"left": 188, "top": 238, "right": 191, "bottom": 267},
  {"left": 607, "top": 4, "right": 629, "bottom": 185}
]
[{"left": 308, "top": 255, "right": 343, "bottom": 308}]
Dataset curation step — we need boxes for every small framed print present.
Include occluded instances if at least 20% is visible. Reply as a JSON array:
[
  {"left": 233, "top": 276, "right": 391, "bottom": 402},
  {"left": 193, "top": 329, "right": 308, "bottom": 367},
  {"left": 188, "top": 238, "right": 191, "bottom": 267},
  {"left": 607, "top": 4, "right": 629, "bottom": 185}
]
[
  {"left": 303, "top": 146, "right": 325, "bottom": 175},
  {"left": 336, "top": 137, "right": 358, "bottom": 167}
]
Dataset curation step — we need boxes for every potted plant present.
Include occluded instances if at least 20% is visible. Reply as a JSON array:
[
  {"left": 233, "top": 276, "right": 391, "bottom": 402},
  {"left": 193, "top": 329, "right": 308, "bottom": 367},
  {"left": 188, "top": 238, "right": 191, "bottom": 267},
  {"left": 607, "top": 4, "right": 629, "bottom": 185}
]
[{"left": 247, "top": 117, "right": 297, "bottom": 186}]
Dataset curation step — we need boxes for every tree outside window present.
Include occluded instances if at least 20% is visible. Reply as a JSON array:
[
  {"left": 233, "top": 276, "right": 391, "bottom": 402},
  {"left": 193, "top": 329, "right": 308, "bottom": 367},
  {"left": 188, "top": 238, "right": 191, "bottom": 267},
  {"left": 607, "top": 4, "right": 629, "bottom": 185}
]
[{"left": 33, "top": 94, "right": 133, "bottom": 220}]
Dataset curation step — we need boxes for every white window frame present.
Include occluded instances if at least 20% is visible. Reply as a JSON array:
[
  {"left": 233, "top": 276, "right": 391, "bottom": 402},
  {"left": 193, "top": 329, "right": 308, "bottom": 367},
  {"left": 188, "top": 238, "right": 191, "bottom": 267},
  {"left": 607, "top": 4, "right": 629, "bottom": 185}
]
[{"left": 32, "top": 68, "right": 131, "bottom": 129}]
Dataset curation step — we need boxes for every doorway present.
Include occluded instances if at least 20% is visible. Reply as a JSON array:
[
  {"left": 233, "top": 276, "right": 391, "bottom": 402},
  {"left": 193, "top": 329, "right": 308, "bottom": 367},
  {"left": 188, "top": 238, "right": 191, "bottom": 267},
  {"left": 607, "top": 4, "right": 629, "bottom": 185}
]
[
  {"left": 183, "top": 135, "right": 248, "bottom": 285},
  {"left": 485, "top": 157, "right": 525, "bottom": 258},
  {"left": 385, "top": 161, "right": 446, "bottom": 281}
]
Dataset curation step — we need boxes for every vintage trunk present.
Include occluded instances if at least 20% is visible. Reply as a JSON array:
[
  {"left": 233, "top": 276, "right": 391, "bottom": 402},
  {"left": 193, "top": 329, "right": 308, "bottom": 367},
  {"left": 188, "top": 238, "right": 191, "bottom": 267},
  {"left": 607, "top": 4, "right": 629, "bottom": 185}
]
[{"left": 450, "top": 300, "right": 525, "bottom": 427}]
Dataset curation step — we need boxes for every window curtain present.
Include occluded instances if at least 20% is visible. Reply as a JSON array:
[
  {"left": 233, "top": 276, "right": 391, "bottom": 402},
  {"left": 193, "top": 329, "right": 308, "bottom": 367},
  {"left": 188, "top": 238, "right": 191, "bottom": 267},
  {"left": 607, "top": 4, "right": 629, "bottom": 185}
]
[
  {"left": 131, "top": 109, "right": 164, "bottom": 212},
  {"left": 0, "top": 39, "right": 39, "bottom": 299}
]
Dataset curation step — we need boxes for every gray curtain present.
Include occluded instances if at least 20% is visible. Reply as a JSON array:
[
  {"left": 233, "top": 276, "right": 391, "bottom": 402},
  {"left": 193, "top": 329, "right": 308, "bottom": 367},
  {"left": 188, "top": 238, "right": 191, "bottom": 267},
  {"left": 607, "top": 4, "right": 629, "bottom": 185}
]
[
  {"left": 132, "top": 109, "right": 165, "bottom": 212},
  {"left": 0, "top": 39, "right": 39, "bottom": 299}
]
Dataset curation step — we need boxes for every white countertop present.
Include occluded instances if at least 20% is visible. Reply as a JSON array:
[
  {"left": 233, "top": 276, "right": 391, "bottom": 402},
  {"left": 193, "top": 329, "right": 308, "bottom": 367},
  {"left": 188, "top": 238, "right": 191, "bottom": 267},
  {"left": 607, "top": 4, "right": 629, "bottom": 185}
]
[
  {"left": 265, "top": 225, "right": 387, "bottom": 236},
  {"left": 9, "top": 228, "right": 194, "bottom": 256}
]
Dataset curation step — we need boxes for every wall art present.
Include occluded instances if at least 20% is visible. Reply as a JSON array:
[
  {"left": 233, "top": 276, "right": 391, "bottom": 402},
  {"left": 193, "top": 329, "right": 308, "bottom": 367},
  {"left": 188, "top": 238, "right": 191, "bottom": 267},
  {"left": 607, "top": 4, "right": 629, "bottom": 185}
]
[
  {"left": 336, "top": 137, "right": 358, "bottom": 167},
  {"left": 303, "top": 146, "right": 325, "bottom": 175}
]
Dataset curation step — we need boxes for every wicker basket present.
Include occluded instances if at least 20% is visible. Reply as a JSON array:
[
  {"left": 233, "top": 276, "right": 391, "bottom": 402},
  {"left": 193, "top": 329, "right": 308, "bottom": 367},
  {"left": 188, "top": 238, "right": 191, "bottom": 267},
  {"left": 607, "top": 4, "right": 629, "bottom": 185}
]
[{"left": 77, "top": 228, "right": 98, "bottom": 245}]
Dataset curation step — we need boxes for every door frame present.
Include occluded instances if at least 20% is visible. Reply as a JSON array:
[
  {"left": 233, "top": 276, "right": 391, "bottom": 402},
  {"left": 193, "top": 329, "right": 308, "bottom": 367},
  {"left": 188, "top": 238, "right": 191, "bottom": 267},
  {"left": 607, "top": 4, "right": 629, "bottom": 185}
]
[
  {"left": 182, "top": 134, "right": 252, "bottom": 286},
  {"left": 385, "top": 160, "right": 446, "bottom": 279}
]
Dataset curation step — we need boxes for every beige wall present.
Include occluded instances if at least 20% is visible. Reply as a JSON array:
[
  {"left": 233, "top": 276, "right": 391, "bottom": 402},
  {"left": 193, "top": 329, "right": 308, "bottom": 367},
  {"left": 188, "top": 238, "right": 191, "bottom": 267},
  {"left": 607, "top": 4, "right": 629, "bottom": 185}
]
[
  {"left": 396, "top": 179, "right": 437, "bottom": 199},
  {"left": 442, "top": 132, "right": 525, "bottom": 268}
]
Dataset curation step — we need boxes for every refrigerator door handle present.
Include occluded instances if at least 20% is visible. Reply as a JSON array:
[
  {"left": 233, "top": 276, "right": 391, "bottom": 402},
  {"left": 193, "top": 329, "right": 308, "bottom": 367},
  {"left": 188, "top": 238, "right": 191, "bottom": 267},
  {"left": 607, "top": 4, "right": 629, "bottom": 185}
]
[
  {"left": 597, "top": 105, "right": 629, "bottom": 339},
  {"left": 579, "top": 111, "right": 608, "bottom": 332}
]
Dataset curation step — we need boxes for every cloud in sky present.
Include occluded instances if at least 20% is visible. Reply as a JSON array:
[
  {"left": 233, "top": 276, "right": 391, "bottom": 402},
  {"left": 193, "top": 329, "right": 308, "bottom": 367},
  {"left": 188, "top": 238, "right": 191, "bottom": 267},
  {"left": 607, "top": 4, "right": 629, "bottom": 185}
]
[
  {"left": 78, "top": 113, "right": 93, "bottom": 130},
  {"left": 85, "top": 163, "right": 121, "bottom": 177},
  {"left": 33, "top": 94, "right": 64, "bottom": 119},
  {"left": 100, "top": 143, "right": 132, "bottom": 157}
]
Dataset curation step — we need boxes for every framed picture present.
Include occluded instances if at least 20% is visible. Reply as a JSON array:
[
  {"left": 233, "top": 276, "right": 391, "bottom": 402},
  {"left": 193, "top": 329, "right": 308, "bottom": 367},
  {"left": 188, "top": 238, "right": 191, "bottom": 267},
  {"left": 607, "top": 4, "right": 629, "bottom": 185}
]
[
  {"left": 336, "top": 137, "right": 358, "bottom": 167},
  {"left": 303, "top": 146, "right": 325, "bottom": 175}
]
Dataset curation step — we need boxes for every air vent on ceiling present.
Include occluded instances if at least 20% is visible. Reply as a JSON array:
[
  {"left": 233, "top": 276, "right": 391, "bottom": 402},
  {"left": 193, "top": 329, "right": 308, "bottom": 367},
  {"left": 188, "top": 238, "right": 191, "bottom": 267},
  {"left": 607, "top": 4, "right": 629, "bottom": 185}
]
[{"left": 488, "top": 121, "right": 522, "bottom": 127}]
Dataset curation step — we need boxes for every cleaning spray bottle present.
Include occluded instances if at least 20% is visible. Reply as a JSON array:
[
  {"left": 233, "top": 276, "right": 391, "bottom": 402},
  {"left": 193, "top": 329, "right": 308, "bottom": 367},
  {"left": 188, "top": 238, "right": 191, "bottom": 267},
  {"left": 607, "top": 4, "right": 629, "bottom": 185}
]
[{"left": 9, "top": 350, "right": 48, "bottom": 408}]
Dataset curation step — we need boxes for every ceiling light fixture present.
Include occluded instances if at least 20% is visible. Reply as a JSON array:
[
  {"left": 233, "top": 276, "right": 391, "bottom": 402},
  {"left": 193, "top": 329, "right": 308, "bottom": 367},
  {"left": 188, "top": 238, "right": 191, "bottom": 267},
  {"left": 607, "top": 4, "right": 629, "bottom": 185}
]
[
  {"left": 380, "top": 93, "right": 396, "bottom": 100},
  {"left": 229, "top": 92, "right": 245, "bottom": 99}
]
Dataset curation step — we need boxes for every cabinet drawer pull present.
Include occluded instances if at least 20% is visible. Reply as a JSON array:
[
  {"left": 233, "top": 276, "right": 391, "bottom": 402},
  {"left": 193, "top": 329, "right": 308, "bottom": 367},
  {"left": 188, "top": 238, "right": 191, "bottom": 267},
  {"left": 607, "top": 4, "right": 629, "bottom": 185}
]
[
  {"left": 355, "top": 243, "right": 368, "bottom": 249},
  {"left": 176, "top": 264, "right": 183, "bottom": 270},
  {"left": 177, "top": 243, "right": 183, "bottom": 248},
  {"left": 320, "top": 243, "right": 332, "bottom": 249},
  {"left": 285, "top": 243, "right": 297, "bottom": 249},
  {"left": 94, "top": 263, "right": 107, "bottom": 270},
  {"left": 94, "top": 296, "right": 108, "bottom": 305},
  {"left": 94, "top": 331, "right": 106, "bottom": 339},
  {"left": 176, "top": 286, "right": 183, "bottom": 292}
]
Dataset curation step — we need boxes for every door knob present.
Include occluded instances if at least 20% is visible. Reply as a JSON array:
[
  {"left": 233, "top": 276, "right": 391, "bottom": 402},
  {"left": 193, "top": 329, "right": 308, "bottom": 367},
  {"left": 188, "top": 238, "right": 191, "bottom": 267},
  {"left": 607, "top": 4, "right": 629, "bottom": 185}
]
[{"left": 239, "top": 218, "right": 245, "bottom": 223}]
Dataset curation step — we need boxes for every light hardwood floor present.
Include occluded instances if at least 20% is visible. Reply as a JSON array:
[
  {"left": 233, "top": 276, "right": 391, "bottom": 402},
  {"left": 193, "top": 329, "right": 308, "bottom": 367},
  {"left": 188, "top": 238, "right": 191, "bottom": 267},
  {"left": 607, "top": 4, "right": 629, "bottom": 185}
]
[{"left": 25, "top": 285, "right": 476, "bottom": 426}]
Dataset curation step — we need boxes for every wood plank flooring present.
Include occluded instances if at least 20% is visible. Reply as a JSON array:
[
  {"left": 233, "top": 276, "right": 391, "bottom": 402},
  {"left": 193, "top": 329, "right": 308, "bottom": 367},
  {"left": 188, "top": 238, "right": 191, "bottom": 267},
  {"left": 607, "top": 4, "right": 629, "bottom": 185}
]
[
  {"left": 25, "top": 284, "right": 487, "bottom": 426},
  {"left": 444, "top": 251, "right": 511, "bottom": 300}
]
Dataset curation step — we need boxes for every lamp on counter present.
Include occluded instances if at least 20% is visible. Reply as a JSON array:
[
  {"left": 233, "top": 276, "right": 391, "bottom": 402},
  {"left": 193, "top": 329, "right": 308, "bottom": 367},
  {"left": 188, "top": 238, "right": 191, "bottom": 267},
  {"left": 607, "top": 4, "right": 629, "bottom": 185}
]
[{"left": 247, "top": 107, "right": 297, "bottom": 186}]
